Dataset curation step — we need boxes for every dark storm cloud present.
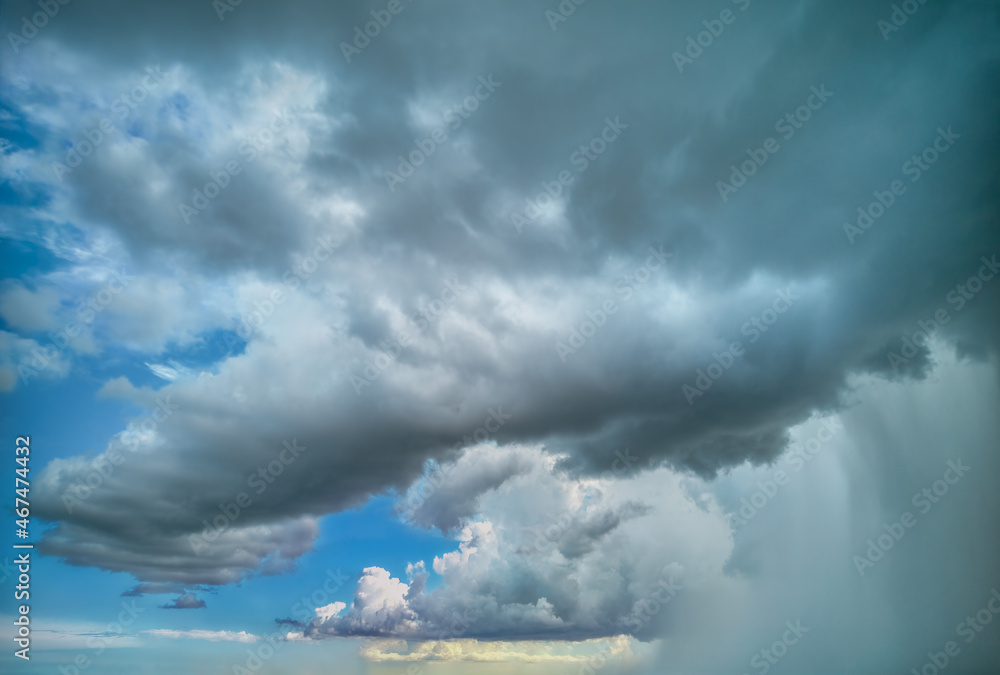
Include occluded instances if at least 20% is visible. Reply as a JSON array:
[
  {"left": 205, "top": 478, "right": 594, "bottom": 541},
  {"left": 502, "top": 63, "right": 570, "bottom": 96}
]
[{"left": 5, "top": 0, "right": 998, "bottom": 607}]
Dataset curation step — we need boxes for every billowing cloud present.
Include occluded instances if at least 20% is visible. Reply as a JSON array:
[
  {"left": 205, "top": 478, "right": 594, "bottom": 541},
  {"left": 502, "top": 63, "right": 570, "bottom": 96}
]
[
  {"left": 300, "top": 444, "right": 730, "bottom": 641},
  {"left": 290, "top": 347, "right": 1000, "bottom": 672}
]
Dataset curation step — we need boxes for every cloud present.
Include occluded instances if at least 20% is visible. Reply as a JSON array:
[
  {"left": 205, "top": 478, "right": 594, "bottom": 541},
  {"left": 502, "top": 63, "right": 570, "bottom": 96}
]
[
  {"left": 300, "top": 444, "right": 730, "bottom": 641},
  {"left": 2, "top": 0, "right": 995, "bottom": 626},
  {"left": 0, "top": 618, "right": 142, "bottom": 651},
  {"left": 359, "top": 634, "right": 636, "bottom": 663},
  {"left": 298, "top": 345, "right": 1000, "bottom": 668},
  {"left": 37, "top": 512, "right": 319, "bottom": 586},
  {"left": 159, "top": 592, "right": 206, "bottom": 609},
  {"left": 639, "top": 344, "right": 1000, "bottom": 673},
  {"left": 143, "top": 629, "right": 257, "bottom": 643},
  {"left": 0, "top": 281, "right": 60, "bottom": 331},
  {"left": 397, "top": 444, "right": 539, "bottom": 532},
  {"left": 0, "top": 329, "right": 72, "bottom": 390},
  {"left": 145, "top": 360, "right": 193, "bottom": 381},
  {"left": 122, "top": 582, "right": 188, "bottom": 597}
]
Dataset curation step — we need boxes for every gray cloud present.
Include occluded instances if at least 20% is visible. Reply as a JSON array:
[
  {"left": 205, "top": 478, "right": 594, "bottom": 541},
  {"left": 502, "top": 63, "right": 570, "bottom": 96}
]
[
  {"left": 1, "top": 0, "right": 997, "bottom": 655},
  {"left": 122, "top": 582, "right": 188, "bottom": 597},
  {"left": 160, "top": 592, "right": 206, "bottom": 609}
]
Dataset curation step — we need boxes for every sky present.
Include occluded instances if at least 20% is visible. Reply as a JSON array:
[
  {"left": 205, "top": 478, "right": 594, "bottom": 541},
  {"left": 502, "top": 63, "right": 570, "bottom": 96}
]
[{"left": 0, "top": 0, "right": 999, "bottom": 673}]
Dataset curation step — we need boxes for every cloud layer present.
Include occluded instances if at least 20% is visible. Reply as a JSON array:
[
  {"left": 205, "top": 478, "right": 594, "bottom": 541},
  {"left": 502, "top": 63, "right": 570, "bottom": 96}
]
[{"left": 1, "top": 0, "right": 997, "bottom": 658}]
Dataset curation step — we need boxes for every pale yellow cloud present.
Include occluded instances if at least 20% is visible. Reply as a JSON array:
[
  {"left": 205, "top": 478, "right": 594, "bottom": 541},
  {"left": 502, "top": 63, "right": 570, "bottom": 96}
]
[{"left": 360, "top": 634, "right": 634, "bottom": 664}]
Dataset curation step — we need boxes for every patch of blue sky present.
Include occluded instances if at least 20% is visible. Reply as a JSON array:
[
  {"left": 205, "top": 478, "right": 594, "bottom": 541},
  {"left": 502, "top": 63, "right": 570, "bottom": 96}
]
[
  {"left": 0, "top": 101, "right": 42, "bottom": 151},
  {"left": 163, "top": 92, "right": 190, "bottom": 122},
  {"left": 0, "top": 177, "right": 53, "bottom": 210},
  {"left": 213, "top": 496, "right": 456, "bottom": 632},
  {"left": 0, "top": 236, "right": 64, "bottom": 279},
  {"left": 125, "top": 120, "right": 145, "bottom": 139}
]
